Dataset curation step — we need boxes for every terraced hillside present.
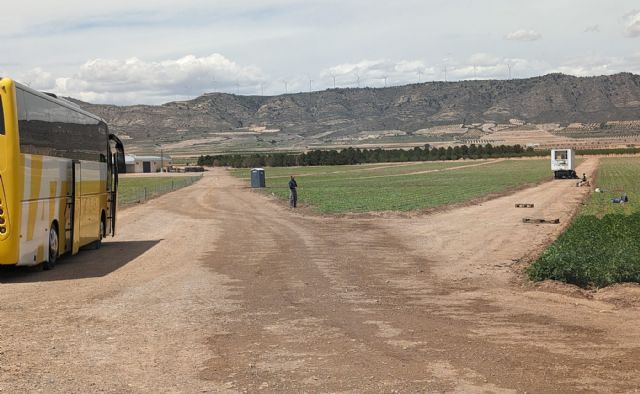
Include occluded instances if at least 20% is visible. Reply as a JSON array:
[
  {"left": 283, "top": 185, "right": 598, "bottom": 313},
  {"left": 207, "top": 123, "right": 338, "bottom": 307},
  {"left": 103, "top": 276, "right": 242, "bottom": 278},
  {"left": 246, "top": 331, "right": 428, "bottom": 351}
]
[{"left": 72, "top": 73, "right": 640, "bottom": 154}]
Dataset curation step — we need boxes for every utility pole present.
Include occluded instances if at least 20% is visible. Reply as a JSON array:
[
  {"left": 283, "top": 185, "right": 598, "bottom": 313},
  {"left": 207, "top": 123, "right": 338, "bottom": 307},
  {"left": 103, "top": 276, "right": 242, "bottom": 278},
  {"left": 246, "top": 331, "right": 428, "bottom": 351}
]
[{"left": 155, "top": 143, "right": 164, "bottom": 173}]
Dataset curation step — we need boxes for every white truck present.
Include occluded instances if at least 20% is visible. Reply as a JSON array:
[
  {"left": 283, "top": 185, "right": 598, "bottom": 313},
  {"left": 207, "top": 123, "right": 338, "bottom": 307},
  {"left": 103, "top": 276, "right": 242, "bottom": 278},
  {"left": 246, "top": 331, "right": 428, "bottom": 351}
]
[{"left": 551, "top": 148, "right": 578, "bottom": 179}]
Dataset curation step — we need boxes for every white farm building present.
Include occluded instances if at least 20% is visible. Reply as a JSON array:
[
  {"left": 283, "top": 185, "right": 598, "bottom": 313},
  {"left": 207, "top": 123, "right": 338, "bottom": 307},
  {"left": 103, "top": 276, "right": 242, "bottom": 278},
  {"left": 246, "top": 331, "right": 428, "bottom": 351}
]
[{"left": 124, "top": 154, "right": 172, "bottom": 173}]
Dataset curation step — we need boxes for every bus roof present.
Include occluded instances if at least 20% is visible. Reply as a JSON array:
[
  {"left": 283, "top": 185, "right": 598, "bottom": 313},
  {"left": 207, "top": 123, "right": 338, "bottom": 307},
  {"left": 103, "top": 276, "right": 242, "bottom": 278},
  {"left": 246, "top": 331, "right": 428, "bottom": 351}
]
[{"left": 8, "top": 78, "right": 107, "bottom": 124}]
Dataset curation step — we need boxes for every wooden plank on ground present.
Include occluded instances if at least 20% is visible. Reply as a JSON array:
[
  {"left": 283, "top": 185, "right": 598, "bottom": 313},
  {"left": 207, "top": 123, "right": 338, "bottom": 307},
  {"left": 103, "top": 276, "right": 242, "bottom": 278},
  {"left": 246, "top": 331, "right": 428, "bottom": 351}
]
[{"left": 522, "top": 217, "right": 560, "bottom": 224}]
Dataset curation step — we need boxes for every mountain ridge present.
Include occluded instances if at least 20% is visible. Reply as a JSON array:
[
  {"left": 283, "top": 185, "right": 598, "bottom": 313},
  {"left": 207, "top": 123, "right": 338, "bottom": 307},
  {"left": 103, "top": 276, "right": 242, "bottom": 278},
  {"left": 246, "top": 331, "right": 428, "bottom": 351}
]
[{"left": 71, "top": 72, "right": 640, "bottom": 152}]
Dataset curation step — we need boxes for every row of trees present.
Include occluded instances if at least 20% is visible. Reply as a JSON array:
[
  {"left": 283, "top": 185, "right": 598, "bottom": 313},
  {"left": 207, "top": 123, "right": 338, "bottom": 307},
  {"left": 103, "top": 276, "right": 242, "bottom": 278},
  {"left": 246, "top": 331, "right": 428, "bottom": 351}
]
[{"left": 197, "top": 144, "right": 546, "bottom": 168}]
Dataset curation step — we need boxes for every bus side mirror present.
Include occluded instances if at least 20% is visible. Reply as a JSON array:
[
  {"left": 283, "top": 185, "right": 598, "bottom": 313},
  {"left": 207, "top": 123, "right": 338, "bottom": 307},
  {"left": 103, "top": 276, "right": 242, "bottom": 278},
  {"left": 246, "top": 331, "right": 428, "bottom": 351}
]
[
  {"left": 109, "top": 134, "right": 126, "bottom": 174},
  {"left": 116, "top": 150, "right": 126, "bottom": 173}
]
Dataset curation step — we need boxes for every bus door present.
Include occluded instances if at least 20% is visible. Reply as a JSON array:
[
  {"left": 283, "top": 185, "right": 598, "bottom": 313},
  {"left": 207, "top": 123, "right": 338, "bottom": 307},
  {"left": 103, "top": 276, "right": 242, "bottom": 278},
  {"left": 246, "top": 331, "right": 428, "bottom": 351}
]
[
  {"left": 108, "top": 134, "right": 125, "bottom": 236},
  {"left": 71, "top": 160, "right": 82, "bottom": 255}
]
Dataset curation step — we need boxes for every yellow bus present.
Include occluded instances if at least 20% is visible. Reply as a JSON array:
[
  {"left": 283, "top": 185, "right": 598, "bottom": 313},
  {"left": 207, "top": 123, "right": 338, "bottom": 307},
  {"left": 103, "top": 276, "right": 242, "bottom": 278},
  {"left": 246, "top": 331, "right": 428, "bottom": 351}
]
[{"left": 0, "top": 77, "right": 124, "bottom": 269}]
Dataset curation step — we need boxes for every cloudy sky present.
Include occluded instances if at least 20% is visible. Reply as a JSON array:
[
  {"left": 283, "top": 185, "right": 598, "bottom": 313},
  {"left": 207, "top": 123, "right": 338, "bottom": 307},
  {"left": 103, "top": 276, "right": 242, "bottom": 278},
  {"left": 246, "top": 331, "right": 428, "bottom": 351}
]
[{"left": 2, "top": 0, "right": 639, "bottom": 104}]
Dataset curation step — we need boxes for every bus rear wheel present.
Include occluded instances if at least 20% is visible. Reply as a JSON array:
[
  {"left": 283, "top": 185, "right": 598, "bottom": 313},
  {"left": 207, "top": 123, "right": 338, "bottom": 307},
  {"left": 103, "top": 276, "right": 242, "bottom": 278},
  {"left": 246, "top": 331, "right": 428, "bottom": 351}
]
[
  {"left": 87, "top": 217, "right": 105, "bottom": 250},
  {"left": 96, "top": 217, "right": 105, "bottom": 249},
  {"left": 43, "top": 225, "right": 59, "bottom": 270}
]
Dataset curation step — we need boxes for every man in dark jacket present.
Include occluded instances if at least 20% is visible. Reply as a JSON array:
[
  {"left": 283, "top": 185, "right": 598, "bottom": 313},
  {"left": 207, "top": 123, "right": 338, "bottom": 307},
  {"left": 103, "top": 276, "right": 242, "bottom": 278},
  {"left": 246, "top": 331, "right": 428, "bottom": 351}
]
[{"left": 288, "top": 176, "right": 298, "bottom": 208}]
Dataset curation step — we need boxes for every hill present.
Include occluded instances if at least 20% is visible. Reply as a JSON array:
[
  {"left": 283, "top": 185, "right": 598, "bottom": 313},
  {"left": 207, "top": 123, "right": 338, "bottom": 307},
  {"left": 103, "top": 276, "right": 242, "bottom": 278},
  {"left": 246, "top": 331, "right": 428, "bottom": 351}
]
[{"left": 72, "top": 73, "right": 640, "bottom": 155}]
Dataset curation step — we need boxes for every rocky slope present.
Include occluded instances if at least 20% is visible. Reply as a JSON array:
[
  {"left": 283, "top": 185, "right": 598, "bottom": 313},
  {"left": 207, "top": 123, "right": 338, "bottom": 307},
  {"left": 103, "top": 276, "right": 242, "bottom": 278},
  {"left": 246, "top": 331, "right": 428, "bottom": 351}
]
[{"left": 72, "top": 73, "right": 640, "bottom": 151}]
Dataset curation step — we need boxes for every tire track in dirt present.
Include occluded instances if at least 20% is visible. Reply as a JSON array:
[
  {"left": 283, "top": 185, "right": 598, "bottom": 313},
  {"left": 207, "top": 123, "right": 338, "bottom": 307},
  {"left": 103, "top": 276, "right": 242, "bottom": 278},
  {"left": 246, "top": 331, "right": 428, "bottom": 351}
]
[{"left": 199, "top": 158, "right": 640, "bottom": 392}]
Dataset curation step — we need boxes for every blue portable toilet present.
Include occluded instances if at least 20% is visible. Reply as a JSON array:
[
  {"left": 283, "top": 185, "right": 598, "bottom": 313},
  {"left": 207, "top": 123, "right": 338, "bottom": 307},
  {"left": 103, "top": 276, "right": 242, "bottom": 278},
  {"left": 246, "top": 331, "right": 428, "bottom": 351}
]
[{"left": 250, "top": 168, "right": 266, "bottom": 188}]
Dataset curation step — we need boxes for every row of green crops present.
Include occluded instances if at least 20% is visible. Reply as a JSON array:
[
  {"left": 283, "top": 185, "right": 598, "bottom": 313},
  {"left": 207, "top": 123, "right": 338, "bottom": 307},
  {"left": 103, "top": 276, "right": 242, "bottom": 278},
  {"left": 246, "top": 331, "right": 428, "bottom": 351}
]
[
  {"left": 528, "top": 157, "right": 640, "bottom": 288},
  {"left": 232, "top": 159, "right": 552, "bottom": 213}
]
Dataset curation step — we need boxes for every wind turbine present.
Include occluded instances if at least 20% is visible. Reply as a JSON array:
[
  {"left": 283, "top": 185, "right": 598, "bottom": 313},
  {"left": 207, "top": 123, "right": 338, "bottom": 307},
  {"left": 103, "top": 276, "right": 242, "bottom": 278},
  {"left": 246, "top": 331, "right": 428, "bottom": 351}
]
[
  {"left": 209, "top": 75, "right": 217, "bottom": 93},
  {"left": 330, "top": 73, "right": 336, "bottom": 89},
  {"left": 443, "top": 53, "right": 452, "bottom": 82},
  {"left": 417, "top": 70, "right": 423, "bottom": 83},
  {"left": 507, "top": 63, "right": 512, "bottom": 79},
  {"left": 383, "top": 75, "right": 388, "bottom": 88},
  {"left": 282, "top": 80, "right": 288, "bottom": 94},
  {"left": 355, "top": 72, "right": 360, "bottom": 88}
]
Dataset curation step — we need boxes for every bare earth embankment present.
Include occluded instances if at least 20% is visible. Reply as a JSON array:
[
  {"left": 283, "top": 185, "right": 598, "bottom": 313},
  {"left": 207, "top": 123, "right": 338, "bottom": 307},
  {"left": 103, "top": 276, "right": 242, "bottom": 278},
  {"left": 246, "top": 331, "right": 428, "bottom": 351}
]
[{"left": 1, "top": 158, "right": 640, "bottom": 392}]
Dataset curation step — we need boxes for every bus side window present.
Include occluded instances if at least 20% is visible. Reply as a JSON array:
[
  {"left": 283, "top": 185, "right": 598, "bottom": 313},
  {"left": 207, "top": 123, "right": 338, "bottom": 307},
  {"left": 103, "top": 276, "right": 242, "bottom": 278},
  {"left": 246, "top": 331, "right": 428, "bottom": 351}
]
[{"left": 0, "top": 96, "right": 4, "bottom": 134}]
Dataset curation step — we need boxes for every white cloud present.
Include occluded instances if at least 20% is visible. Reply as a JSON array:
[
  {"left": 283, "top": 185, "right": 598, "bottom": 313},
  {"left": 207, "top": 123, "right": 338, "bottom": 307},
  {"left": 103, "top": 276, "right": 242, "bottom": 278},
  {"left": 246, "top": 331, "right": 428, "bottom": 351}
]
[
  {"left": 18, "top": 68, "right": 56, "bottom": 89},
  {"left": 548, "top": 53, "right": 640, "bottom": 76},
  {"left": 320, "top": 59, "right": 435, "bottom": 87},
  {"left": 505, "top": 29, "right": 542, "bottom": 41},
  {"left": 468, "top": 53, "right": 502, "bottom": 67},
  {"left": 448, "top": 54, "right": 547, "bottom": 80},
  {"left": 623, "top": 10, "right": 640, "bottom": 37},
  {"left": 12, "top": 50, "right": 640, "bottom": 105},
  {"left": 20, "top": 54, "right": 265, "bottom": 104}
]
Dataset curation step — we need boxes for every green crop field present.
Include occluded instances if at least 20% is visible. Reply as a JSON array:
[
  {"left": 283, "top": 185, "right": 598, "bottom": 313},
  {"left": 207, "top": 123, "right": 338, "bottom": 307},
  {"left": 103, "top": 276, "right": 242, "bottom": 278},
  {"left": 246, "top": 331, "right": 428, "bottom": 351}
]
[
  {"left": 529, "top": 157, "right": 640, "bottom": 288},
  {"left": 119, "top": 175, "right": 202, "bottom": 206},
  {"left": 232, "top": 159, "right": 552, "bottom": 213}
]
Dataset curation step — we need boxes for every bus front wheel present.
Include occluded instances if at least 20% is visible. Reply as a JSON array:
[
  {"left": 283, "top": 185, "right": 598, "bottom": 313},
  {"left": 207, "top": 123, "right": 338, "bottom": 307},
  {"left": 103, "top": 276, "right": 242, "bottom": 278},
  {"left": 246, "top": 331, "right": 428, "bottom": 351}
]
[{"left": 43, "top": 225, "right": 59, "bottom": 270}]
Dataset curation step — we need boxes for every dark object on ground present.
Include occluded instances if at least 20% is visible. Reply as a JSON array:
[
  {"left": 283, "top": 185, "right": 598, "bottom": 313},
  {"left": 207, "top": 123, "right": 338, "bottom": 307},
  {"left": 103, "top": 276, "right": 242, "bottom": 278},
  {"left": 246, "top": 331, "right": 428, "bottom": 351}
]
[
  {"left": 554, "top": 170, "right": 578, "bottom": 179},
  {"left": 611, "top": 193, "right": 629, "bottom": 204},
  {"left": 522, "top": 217, "right": 560, "bottom": 224},
  {"left": 515, "top": 203, "right": 535, "bottom": 208}
]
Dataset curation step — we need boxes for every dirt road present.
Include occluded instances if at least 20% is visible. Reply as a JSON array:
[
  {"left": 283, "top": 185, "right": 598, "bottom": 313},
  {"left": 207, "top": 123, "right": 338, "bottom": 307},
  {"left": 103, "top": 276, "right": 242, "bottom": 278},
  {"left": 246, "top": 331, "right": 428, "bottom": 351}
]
[{"left": 2, "top": 158, "right": 640, "bottom": 392}]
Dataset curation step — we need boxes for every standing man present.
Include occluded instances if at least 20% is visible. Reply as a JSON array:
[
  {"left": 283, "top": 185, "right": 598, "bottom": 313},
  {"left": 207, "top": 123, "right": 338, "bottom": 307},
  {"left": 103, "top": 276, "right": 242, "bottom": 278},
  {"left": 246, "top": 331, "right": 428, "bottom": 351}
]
[{"left": 288, "top": 176, "right": 298, "bottom": 208}]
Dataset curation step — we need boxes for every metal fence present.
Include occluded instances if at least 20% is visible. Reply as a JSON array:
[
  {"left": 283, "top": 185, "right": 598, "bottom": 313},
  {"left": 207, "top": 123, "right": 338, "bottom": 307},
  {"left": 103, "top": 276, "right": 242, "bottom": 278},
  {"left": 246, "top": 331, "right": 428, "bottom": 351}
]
[{"left": 119, "top": 175, "right": 204, "bottom": 207}]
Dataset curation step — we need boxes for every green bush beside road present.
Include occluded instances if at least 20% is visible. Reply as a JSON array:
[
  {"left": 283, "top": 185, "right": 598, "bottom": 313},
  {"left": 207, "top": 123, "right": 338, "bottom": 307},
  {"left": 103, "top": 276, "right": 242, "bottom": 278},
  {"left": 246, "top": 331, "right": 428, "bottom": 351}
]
[{"left": 529, "top": 157, "right": 640, "bottom": 288}]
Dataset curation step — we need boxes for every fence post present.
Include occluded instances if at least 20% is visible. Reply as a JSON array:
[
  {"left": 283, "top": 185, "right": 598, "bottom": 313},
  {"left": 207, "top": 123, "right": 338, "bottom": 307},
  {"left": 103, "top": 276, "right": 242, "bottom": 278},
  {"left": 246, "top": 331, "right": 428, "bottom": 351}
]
[{"left": 144, "top": 187, "right": 147, "bottom": 201}]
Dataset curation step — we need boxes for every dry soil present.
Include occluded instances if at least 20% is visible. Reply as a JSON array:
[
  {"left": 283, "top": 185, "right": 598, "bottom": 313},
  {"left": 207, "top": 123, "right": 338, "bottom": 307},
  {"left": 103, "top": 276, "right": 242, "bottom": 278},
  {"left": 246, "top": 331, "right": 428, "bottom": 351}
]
[{"left": 1, "top": 158, "right": 640, "bottom": 393}]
